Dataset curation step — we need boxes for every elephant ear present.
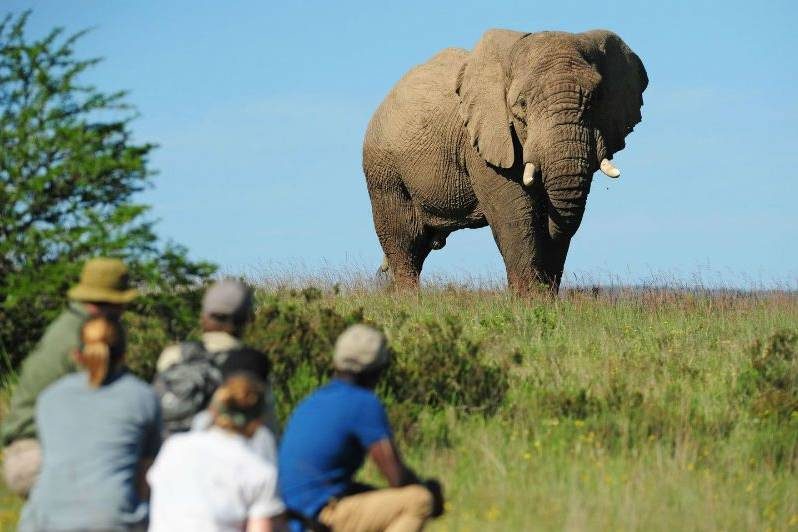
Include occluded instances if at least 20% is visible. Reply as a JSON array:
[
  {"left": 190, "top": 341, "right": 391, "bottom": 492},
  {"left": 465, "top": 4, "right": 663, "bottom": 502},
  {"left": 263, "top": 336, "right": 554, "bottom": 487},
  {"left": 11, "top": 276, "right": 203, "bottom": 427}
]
[
  {"left": 455, "top": 29, "right": 529, "bottom": 169},
  {"left": 581, "top": 30, "right": 648, "bottom": 159}
]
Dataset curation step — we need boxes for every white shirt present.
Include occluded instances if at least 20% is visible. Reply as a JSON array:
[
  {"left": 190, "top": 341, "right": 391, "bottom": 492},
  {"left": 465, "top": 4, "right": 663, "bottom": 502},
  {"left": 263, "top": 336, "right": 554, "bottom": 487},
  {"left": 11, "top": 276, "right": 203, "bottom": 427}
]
[
  {"left": 147, "top": 428, "right": 285, "bottom": 532},
  {"left": 191, "top": 410, "right": 277, "bottom": 464}
]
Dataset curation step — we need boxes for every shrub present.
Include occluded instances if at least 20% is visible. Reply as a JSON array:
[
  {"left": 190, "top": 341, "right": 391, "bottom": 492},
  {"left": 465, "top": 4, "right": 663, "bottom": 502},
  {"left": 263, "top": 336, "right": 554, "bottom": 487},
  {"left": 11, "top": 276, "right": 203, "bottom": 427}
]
[
  {"left": 382, "top": 314, "right": 508, "bottom": 413},
  {"left": 739, "top": 329, "right": 798, "bottom": 420},
  {"left": 245, "top": 290, "right": 364, "bottom": 421},
  {"left": 240, "top": 291, "right": 509, "bottom": 438}
]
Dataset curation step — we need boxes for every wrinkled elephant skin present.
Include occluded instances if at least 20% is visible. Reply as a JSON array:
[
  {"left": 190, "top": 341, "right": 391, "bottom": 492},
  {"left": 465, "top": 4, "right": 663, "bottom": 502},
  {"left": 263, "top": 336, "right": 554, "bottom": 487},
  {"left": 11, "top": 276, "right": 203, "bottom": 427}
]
[{"left": 362, "top": 29, "right": 647, "bottom": 295}]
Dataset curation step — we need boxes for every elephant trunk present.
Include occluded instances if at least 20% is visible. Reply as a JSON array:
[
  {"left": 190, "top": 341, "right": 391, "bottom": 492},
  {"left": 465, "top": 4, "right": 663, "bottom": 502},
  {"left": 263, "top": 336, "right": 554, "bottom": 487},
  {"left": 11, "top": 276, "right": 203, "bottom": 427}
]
[
  {"left": 539, "top": 129, "right": 594, "bottom": 243},
  {"left": 544, "top": 166, "right": 590, "bottom": 242}
]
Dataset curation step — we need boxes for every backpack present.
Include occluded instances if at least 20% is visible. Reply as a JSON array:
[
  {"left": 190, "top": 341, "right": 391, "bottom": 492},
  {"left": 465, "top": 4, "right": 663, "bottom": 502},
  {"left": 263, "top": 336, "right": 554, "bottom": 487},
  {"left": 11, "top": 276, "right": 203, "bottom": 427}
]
[{"left": 153, "top": 341, "right": 231, "bottom": 437}]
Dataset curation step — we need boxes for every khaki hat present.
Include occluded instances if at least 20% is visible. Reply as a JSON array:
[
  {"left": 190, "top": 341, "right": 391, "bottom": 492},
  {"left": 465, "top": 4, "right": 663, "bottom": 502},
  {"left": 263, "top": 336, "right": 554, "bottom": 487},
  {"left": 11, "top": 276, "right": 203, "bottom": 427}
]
[
  {"left": 67, "top": 258, "right": 138, "bottom": 304},
  {"left": 333, "top": 324, "right": 390, "bottom": 374},
  {"left": 202, "top": 279, "right": 253, "bottom": 322}
]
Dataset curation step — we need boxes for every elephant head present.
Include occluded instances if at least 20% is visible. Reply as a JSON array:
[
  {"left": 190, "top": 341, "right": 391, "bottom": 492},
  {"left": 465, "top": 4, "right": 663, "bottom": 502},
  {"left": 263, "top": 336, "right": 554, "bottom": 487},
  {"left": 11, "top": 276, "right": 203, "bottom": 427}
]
[{"left": 455, "top": 29, "right": 647, "bottom": 253}]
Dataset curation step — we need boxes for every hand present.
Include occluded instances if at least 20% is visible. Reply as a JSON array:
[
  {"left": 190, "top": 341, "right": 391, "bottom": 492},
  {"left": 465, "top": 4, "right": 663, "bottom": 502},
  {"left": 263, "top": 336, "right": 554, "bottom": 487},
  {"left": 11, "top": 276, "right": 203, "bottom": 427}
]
[{"left": 422, "top": 478, "right": 445, "bottom": 518}]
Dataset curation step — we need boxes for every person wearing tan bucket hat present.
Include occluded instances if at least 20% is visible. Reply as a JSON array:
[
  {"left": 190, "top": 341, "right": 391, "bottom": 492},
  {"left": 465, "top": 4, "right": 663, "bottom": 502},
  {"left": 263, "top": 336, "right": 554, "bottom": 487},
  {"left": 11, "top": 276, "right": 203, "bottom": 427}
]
[
  {"left": 278, "top": 325, "right": 445, "bottom": 532},
  {"left": 1, "top": 257, "right": 137, "bottom": 498},
  {"left": 66, "top": 257, "right": 138, "bottom": 305}
]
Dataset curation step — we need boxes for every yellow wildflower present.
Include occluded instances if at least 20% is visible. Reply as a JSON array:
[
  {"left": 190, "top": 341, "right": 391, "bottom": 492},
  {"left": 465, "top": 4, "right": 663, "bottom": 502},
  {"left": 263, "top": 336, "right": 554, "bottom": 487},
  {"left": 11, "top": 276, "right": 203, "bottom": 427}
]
[{"left": 485, "top": 505, "right": 500, "bottom": 521}]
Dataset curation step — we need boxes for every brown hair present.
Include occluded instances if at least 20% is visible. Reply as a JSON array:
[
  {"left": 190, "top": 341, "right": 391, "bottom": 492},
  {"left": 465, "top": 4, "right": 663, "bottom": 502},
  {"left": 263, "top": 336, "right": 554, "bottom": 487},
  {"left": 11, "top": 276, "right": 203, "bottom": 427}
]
[
  {"left": 210, "top": 374, "right": 265, "bottom": 437},
  {"left": 76, "top": 317, "right": 126, "bottom": 388}
]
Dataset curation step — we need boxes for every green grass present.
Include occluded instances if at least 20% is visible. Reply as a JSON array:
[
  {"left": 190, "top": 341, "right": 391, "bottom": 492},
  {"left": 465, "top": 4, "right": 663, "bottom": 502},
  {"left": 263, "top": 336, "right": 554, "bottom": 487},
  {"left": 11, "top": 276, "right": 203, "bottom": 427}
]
[
  {"left": 329, "top": 287, "right": 798, "bottom": 530},
  {"left": 2, "top": 286, "right": 797, "bottom": 530}
]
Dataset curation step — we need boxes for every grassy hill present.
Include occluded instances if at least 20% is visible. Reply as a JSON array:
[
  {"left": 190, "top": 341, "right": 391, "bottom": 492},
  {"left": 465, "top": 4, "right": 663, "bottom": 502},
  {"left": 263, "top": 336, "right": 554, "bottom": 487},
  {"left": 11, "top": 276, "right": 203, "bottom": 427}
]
[{"left": 2, "top": 284, "right": 797, "bottom": 530}]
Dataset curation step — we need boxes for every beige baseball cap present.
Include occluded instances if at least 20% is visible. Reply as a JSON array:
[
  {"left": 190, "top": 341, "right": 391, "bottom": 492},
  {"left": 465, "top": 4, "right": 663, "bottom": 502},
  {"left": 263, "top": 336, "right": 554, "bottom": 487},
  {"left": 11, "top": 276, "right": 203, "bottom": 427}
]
[{"left": 333, "top": 324, "right": 390, "bottom": 374}]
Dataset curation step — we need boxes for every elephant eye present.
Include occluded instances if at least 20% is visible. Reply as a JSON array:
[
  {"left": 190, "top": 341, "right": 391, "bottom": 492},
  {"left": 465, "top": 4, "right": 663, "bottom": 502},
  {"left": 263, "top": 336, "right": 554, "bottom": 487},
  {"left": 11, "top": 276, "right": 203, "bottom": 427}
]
[{"left": 511, "top": 96, "right": 527, "bottom": 122}]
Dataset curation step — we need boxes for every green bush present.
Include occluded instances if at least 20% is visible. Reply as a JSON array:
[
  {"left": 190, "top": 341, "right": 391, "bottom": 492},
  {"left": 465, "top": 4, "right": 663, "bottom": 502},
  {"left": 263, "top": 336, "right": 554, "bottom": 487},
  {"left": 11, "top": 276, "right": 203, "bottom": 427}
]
[
  {"left": 245, "top": 290, "right": 365, "bottom": 420},
  {"left": 739, "top": 329, "right": 798, "bottom": 420},
  {"left": 381, "top": 314, "right": 508, "bottom": 413},
  {"left": 239, "top": 290, "right": 509, "bottom": 438}
]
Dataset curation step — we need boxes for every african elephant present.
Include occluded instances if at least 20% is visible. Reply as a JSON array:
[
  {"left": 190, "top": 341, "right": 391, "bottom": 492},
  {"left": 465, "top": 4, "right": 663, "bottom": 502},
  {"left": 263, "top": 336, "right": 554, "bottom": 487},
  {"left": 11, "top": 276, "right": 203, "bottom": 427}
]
[{"left": 363, "top": 29, "right": 647, "bottom": 294}]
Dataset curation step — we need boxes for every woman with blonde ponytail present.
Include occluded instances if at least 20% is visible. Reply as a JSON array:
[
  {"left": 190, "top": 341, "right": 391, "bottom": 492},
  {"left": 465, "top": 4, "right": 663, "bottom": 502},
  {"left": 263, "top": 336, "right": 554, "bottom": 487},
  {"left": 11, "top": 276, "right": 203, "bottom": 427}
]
[
  {"left": 148, "top": 373, "right": 287, "bottom": 532},
  {"left": 19, "top": 317, "right": 162, "bottom": 532},
  {"left": 77, "top": 316, "right": 126, "bottom": 387}
]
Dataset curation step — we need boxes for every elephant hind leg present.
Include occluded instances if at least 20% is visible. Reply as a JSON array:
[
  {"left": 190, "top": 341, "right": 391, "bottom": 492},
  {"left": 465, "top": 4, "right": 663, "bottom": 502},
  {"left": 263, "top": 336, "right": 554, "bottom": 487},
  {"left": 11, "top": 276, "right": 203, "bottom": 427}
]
[{"left": 366, "top": 174, "right": 432, "bottom": 289}]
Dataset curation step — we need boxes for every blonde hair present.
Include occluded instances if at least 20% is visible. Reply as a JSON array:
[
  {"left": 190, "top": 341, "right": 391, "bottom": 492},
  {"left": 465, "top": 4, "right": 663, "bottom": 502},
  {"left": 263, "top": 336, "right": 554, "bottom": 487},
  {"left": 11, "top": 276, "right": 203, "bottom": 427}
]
[
  {"left": 76, "top": 317, "right": 126, "bottom": 388},
  {"left": 211, "top": 374, "right": 265, "bottom": 436}
]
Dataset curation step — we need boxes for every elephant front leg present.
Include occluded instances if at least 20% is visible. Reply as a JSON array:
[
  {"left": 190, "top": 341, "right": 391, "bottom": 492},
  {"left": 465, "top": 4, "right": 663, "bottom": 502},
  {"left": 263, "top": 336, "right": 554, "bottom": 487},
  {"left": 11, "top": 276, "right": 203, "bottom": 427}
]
[
  {"left": 470, "top": 169, "right": 550, "bottom": 295},
  {"left": 366, "top": 175, "right": 433, "bottom": 290}
]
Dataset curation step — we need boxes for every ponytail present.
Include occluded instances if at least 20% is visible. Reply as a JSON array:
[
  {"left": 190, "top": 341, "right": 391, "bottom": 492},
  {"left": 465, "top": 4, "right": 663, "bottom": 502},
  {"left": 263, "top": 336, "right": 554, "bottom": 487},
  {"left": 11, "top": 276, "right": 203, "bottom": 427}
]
[
  {"left": 211, "top": 374, "right": 265, "bottom": 436},
  {"left": 77, "top": 317, "right": 126, "bottom": 388}
]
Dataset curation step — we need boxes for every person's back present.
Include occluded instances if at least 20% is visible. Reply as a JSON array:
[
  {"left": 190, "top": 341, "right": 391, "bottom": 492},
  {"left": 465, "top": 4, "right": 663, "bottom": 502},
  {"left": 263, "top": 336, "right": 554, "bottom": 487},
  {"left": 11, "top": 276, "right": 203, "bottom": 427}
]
[
  {"left": 279, "top": 379, "right": 390, "bottom": 517},
  {"left": 148, "top": 374, "right": 286, "bottom": 532},
  {"left": 19, "top": 318, "right": 160, "bottom": 531},
  {"left": 154, "top": 279, "right": 280, "bottom": 438},
  {"left": 1, "top": 258, "right": 137, "bottom": 498},
  {"left": 148, "top": 429, "right": 282, "bottom": 532}
]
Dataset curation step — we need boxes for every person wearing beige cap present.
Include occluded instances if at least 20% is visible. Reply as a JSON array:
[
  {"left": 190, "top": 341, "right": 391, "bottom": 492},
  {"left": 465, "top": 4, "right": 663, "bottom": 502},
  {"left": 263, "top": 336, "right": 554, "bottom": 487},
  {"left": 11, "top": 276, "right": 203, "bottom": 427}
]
[
  {"left": 155, "top": 279, "right": 279, "bottom": 440},
  {"left": 278, "top": 324, "right": 444, "bottom": 532},
  {"left": 1, "top": 257, "right": 137, "bottom": 497}
]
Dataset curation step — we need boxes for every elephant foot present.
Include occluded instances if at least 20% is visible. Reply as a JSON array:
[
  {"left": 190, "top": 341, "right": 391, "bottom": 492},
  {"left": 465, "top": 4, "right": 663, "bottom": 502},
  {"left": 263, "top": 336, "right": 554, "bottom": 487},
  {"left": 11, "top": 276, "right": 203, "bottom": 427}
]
[
  {"left": 507, "top": 271, "right": 557, "bottom": 298},
  {"left": 375, "top": 255, "right": 423, "bottom": 292},
  {"left": 375, "top": 256, "right": 393, "bottom": 288}
]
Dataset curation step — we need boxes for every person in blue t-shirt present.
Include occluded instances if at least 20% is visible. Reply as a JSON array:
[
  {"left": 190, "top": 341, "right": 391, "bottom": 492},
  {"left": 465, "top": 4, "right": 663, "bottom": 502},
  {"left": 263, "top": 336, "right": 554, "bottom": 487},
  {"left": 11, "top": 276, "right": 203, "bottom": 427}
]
[{"left": 278, "top": 324, "right": 444, "bottom": 532}]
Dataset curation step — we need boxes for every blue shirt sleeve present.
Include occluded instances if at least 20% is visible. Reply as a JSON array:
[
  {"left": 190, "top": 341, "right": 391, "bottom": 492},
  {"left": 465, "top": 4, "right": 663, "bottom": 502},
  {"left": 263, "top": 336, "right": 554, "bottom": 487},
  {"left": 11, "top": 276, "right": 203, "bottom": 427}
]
[{"left": 351, "top": 393, "right": 392, "bottom": 449}]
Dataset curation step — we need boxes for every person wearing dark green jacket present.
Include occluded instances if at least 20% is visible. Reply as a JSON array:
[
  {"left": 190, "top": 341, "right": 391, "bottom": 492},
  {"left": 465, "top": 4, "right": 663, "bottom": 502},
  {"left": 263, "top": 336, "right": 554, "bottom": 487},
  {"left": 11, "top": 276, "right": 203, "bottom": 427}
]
[{"left": 1, "top": 258, "right": 137, "bottom": 497}]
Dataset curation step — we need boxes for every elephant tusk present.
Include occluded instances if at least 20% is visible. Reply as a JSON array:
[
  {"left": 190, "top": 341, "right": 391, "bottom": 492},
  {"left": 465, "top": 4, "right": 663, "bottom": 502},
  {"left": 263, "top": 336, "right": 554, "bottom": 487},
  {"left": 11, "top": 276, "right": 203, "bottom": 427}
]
[
  {"left": 522, "top": 163, "right": 537, "bottom": 187},
  {"left": 600, "top": 158, "right": 621, "bottom": 178}
]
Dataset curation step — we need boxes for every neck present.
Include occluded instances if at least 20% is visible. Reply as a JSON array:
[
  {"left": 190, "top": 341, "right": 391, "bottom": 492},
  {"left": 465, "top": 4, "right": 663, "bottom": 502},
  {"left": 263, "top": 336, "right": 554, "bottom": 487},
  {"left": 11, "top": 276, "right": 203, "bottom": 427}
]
[{"left": 334, "top": 370, "right": 379, "bottom": 389}]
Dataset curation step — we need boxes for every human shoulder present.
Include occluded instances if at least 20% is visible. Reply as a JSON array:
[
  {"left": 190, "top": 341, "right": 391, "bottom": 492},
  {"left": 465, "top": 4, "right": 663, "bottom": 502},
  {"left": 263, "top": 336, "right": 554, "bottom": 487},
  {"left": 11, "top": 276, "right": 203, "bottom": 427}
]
[
  {"left": 117, "top": 371, "right": 155, "bottom": 392},
  {"left": 39, "top": 372, "right": 84, "bottom": 398},
  {"left": 156, "top": 343, "right": 183, "bottom": 373},
  {"left": 237, "top": 442, "right": 278, "bottom": 485},
  {"left": 24, "top": 306, "right": 85, "bottom": 365},
  {"left": 123, "top": 371, "right": 159, "bottom": 397},
  {"left": 36, "top": 373, "right": 90, "bottom": 416},
  {"left": 47, "top": 304, "right": 88, "bottom": 333},
  {"left": 338, "top": 380, "right": 383, "bottom": 406}
]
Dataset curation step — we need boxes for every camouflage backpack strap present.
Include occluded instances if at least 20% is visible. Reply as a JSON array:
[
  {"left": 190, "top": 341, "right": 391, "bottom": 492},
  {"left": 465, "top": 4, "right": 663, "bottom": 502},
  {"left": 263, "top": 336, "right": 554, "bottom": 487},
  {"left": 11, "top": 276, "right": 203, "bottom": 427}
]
[{"left": 178, "top": 340, "right": 208, "bottom": 363}]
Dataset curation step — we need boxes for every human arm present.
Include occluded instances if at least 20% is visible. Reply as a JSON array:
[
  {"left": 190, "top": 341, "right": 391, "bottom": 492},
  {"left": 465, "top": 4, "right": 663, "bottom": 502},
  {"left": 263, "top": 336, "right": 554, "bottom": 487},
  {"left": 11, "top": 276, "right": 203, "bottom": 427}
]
[
  {"left": 1, "top": 310, "right": 80, "bottom": 445},
  {"left": 261, "top": 379, "right": 280, "bottom": 439},
  {"left": 246, "top": 513, "right": 287, "bottom": 532},
  {"left": 139, "top": 392, "right": 163, "bottom": 500},
  {"left": 137, "top": 458, "right": 154, "bottom": 500},
  {"left": 368, "top": 437, "right": 420, "bottom": 487}
]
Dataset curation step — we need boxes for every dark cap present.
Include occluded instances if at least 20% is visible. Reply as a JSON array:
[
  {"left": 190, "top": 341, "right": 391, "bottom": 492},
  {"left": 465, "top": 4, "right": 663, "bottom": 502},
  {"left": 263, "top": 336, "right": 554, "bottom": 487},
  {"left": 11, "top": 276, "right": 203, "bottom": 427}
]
[{"left": 221, "top": 347, "right": 271, "bottom": 382}]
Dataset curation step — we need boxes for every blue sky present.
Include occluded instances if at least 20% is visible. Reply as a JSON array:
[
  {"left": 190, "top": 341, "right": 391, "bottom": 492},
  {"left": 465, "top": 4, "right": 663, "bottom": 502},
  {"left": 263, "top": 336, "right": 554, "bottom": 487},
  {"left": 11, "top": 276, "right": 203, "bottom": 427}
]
[{"left": 8, "top": 1, "right": 797, "bottom": 287}]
